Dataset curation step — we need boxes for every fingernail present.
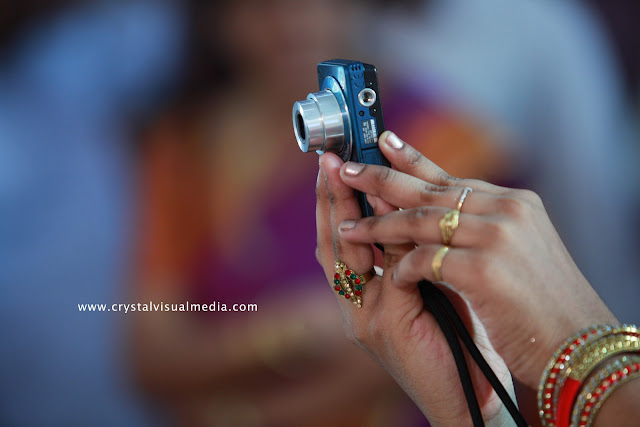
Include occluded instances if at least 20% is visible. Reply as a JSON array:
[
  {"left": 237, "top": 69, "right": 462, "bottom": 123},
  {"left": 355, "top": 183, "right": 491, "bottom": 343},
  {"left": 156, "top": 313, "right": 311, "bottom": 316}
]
[
  {"left": 385, "top": 132, "right": 404, "bottom": 149},
  {"left": 344, "top": 162, "right": 365, "bottom": 176},
  {"left": 339, "top": 220, "right": 356, "bottom": 232}
]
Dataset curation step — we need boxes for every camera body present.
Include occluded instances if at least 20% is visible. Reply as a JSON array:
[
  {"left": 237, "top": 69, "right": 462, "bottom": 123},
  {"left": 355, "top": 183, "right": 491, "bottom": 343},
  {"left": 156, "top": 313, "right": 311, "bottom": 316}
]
[{"left": 293, "top": 59, "right": 390, "bottom": 218}]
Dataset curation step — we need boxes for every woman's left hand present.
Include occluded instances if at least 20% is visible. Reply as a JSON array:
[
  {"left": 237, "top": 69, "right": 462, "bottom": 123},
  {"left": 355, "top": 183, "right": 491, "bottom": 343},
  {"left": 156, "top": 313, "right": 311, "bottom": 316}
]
[{"left": 315, "top": 139, "right": 514, "bottom": 426}]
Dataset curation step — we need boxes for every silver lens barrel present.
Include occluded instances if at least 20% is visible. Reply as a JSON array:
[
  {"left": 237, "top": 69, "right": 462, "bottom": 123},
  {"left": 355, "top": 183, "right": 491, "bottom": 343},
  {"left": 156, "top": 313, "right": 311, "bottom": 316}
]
[{"left": 292, "top": 90, "right": 345, "bottom": 153}]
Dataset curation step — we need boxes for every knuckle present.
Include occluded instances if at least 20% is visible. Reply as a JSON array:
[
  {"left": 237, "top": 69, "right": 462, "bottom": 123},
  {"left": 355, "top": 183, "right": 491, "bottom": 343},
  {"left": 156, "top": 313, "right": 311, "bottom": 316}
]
[
  {"left": 436, "top": 171, "right": 460, "bottom": 186},
  {"left": 408, "top": 207, "right": 430, "bottom": 229},
  {"left": 418, "top": 186, "right": 436, "bottom": 205},
  {"left": 327, "top": 190, "right": 337, "bottom": 206},
  {"left": 418, "top": 183, "right": 448, "bottom": 204},
  {"left": 519, "top": 189, "right": 543, "bottom": 205},
  {"left": 483, "top": 221, "right": 508, "bottom": 247},
  {"left": 408, "top": 149, "right": 424, "bottom": 166},
  {"left": 361, "top": 216, "right": 380, "bottom": 233},
  {"left": 496, "top": 196, "right": 525, "bottom": 219},
  {"left": 374, "top": 165, "right": 393, "bottom": 186}
]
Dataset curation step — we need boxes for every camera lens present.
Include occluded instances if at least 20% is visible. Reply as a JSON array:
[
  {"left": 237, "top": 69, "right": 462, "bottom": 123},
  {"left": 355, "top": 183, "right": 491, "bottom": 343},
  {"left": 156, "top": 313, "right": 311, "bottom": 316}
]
[{"left": 292, "top": 90, "right": 346, "bottom": 154}]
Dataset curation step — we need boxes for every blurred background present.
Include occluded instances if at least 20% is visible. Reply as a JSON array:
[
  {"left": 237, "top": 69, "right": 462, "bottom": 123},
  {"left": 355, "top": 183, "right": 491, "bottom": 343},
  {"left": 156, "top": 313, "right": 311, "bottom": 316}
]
[{"left": 0, "top": 0, "right": 638, "bottom": 425}]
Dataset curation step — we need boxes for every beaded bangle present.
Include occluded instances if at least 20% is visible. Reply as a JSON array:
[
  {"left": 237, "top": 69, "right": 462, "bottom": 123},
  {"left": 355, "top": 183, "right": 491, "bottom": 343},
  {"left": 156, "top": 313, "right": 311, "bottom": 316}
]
[
  {"left": 538, "top": 325, "right": 611, "bottom": 426},
  {"left": 555, "top": 326, "right": 638, "bottom": 403},
  {"left": 555, "top": 331, "right": 640, "bottom": 427},
  {"left": 538, "top": 325, "right": 640, "bottom": 427},
  {"left": 570, "top": 355, "right": 640, "bottom": 427},
  {"left": 568, "top": 329, "right": 640, "bottom": 381}
]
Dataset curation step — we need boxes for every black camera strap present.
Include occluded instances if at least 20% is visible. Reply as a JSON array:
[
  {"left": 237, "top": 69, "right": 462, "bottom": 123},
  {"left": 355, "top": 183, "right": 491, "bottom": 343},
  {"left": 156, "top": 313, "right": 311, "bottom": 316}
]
[
  {"left": 419, "top": 281, "right": 484, "bottom": 425},
  {"left": 417, "top": 279, "right": 528, "bottom": 426}
]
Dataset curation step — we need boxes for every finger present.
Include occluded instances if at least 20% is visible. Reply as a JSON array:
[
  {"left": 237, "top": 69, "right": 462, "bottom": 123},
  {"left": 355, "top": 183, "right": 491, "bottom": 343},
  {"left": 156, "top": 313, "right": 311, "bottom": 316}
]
[
  {"left": 365, "top": 196, "right": 414, "bottom": 278},
  {"left": 340, "top": 162, "right": 498, "bottom": 214},
  {"left": 378, "top": 130, "right": 506, "bottom": 195},
  {"left": 339, "top": 207, "right": 493, "bottom": 248},
  {"left": 320, "top": 153, "right": 376, "bottom": 305},
  {"left": 322, "top": 153, "right": 374, "bottom": 269},
  {"left": 365, "top": 196, "right": 426, "bottom": 328},
  {"left": 366, "top": 194, "right": 396, "bottom": 216},
  {"left": 316, "top": 163, "right": 335, "bottom": 281},
  {"left": 392, "top": 244, "right": 480, "bottom": 298}
]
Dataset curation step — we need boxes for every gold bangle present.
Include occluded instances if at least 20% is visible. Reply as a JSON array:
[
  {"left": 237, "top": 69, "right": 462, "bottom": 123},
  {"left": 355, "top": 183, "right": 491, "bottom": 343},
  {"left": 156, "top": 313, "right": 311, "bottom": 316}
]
[
  {"left": 538, "top": 325, "right": 640, "bottom": 426},
  {"left": 570, "top": 354, "right": 640, "bottom": 427},
  {"left": 538, "top": 325, "right": 613, "bottom": 426},
  {"left": 568, "top": 334, "right": 640, "bottom": 381}
]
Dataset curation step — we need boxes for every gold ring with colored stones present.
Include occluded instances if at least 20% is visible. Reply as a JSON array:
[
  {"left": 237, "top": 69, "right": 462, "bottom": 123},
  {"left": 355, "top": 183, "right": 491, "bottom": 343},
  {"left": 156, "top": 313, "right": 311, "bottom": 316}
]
[{"left": 334, "top": 260, "right": 375, "bottom": 308}]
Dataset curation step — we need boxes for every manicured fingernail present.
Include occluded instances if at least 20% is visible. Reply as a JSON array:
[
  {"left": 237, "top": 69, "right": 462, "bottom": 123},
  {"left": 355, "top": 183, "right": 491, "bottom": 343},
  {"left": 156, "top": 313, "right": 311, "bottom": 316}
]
[
  {"left": 385, "top": 132, "right": 404, "bottom": 149},
  {"left": 344, "top": 162, "right": 365, "bottom": 176},
  {"left": 339, "top": 220, "right": 356, "bottom": 232}
]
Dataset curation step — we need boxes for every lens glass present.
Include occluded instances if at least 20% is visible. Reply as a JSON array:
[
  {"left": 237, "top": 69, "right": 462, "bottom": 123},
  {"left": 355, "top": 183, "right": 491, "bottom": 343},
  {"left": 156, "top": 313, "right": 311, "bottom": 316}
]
[{"left": 296, "top": 112, "right": 306, "bottom": 141}]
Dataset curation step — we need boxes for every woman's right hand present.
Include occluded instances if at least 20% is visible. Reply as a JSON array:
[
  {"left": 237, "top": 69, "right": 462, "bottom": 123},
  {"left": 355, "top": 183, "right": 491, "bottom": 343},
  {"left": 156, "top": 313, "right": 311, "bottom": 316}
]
[{"left": 337, "top": 131, "right": 618, "bottom": 389}]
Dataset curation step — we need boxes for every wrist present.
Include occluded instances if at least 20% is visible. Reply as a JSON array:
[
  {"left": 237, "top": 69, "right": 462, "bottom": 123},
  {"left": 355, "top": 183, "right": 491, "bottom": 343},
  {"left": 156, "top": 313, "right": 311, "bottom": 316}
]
[{"left": 526, "top": 315, "right": 619, "bottom": 390}]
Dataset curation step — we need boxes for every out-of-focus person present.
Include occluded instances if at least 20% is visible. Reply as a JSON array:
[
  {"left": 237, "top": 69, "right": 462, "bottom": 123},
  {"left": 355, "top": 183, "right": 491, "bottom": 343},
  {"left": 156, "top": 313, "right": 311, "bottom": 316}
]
[
  {"left": 0, "top": 1, "right": 183, "bottom": 425},
  {"left": 133, "top": 1, "right": 422, "bottom": 425}
]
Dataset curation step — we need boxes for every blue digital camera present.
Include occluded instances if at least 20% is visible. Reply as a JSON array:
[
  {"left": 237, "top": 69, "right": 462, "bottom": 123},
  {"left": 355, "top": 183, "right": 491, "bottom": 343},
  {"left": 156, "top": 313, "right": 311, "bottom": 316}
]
[{"left": 293, "top": 59, "right": 390, "bottom": 218}]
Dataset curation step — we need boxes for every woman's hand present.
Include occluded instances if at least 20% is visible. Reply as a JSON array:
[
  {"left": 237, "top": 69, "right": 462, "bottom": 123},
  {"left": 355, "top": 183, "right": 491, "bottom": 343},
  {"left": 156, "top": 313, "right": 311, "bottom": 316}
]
[
  {"left": 335, "top": 131, "right": 617, "bottom": 390},
  {"left": 316, "top": 147, "right": 515, "bottom": 426}
]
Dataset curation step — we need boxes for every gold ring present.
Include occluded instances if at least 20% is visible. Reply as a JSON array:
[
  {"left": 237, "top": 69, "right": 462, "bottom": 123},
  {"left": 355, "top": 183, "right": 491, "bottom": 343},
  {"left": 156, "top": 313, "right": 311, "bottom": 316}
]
[
  {"left": 431, "top": 246, "right": 450, "bottom": 282},
  {"left": 438, "top": 187, "right": 471, "bottom": 245},
  {"left": 334, "top": 260, "right": 375, "bottom": 308},
  {"left": 456, "top": 187, "right": 473, "bottom": 211},
  {"left": 439, "top": 209, "right": 460, "bottom": 245}
]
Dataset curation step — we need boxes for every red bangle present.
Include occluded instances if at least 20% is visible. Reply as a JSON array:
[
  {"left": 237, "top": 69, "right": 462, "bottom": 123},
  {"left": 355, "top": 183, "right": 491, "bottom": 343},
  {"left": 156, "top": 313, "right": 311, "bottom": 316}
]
[
  {"left": 571, "top": 357, "right": 640, "bottom": 426},
  {"left": 556, "top": 378, "right": 581, "bottom": 427},
  {"left": 538, "top": 326, "right": 609, "bottom": 426},
  {"left": 557, "top": 331, "right": 640, "bottom": 427}
]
